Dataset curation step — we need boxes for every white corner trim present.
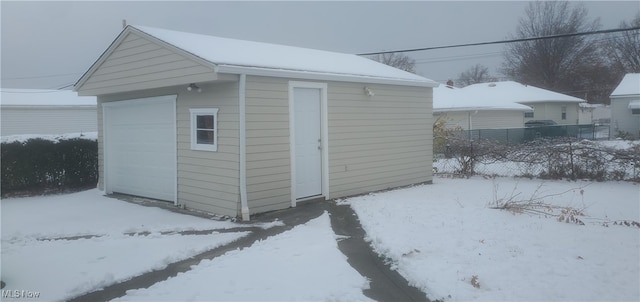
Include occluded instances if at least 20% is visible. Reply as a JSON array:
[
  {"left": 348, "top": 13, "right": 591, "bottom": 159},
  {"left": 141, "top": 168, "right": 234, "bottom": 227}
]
[
  {"left": 101, "top": 103, "right": 110, "bottom": 195},
  {"left": 288, "top": 81, "right": 330, "bottom": 208},
  {"left": 239, "top": 74, "right": 250, "bottom": 221},
  {"left": 288, "top": 83, "right": 296, "bottom": 207}
]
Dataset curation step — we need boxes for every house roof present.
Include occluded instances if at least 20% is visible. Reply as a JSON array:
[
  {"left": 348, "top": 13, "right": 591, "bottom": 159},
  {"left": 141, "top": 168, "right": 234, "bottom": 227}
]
[
  {"left": 77, "top": 25, "right": 438, "bottom": 89},
  {"left": 1, "top": 89, "right": 96, "bottom": 107},
  {"left": 462, "top": 81, "right": 585, "bottom": 104},
  {"left": 433, "top": 84, "right": 532, "bottom": 112},
  {"left": 611, "top": 73, "right": 640, "bottom": 97}
]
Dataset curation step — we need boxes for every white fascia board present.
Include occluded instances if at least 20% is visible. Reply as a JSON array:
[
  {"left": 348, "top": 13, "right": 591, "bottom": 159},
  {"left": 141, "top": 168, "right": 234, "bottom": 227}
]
[
  {"left": 518, "top": 99, "right": 585, "bottom": 104},
  {"left": 434, "top": 107, "right": 532, "bottom": 113},
  {"left": 215, "top": 65, "right": 438, "bottom": 88},
  {"left": 1, "top": 105, "right": 96, "bottom": 109}
]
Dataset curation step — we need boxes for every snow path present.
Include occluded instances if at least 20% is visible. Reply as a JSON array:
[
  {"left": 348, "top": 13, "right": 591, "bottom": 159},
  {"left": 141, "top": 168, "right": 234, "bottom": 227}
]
[
  {"left": 347, "top": 176, "right": 640, "bottom": 301},
  {"left": 112, "top": 213, "right": 372, "bottom": 302},
  {"left": 1, "top": 190, "right": 251, "bottom": 301}
]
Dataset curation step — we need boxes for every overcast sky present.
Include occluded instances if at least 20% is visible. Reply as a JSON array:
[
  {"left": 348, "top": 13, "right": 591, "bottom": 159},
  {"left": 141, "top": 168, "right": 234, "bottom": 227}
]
[{"left": 1, "top": 1, "right": 638, "bottom": 90}]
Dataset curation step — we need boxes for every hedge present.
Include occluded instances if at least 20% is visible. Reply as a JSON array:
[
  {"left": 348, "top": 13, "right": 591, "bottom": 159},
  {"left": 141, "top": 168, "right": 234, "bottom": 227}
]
[{"left": 1, "top": 137, "right": 98, "bottom": 197}]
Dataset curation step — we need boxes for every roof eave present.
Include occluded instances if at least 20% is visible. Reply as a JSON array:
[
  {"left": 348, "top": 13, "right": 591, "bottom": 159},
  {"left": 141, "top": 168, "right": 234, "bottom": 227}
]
[
  {"left": 215, "top": 65, "right": 438, "bottom": 88},
  {"left": 73, "top": 27, "right": 133, "bottom": 92},
  {"left": 611, "top": 93, "right": 640, "bottom": 98},
  {"left": 517, "top": 99, "right": 585, "bottom": 104},
  {"left": 434, "top": 107, "right": 532, "bottom": 112},
  {"left": 74, "top": 26, "right": 219, "bottom": 92}
]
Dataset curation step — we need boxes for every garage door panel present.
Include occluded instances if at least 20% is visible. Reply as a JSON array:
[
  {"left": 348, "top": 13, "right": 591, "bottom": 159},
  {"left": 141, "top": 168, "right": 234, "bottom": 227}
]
[{"left": 104, "top": 95, "right": 176, "bottom": 202}]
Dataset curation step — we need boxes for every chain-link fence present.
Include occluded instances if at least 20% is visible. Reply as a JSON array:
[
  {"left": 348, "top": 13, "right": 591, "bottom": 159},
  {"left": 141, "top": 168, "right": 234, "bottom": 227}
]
[
  {"left": 433, "top": 136, "right": 639, "bottom": 182},
  {"left": 461, "top": 124, "right": 610, "bottom": 145}
]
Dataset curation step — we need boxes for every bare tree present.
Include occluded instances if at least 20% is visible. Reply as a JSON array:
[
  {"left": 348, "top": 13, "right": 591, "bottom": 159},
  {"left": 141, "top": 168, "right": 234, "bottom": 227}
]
[
  {"left": 370, "top": 52, "right": 416, "bottom": 73},
  {"left": 604, "top": 13, "right": 640, "bottom": 73},
  {"left": 457, "top": 64, "right": 497, "bottom": 87},
  {"left": 502, "top": 1, "right": 613, "bottom": 103}
]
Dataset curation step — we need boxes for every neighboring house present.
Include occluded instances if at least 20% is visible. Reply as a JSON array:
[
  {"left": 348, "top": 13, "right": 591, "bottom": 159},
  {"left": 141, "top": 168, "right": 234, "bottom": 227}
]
[
  {"left": 1, "top": 89, "right": 96, "bottom": 136},
  {"left": 433, "top": 83, "right": 532, "bottom": 130},
  {"left": 610, "top": 73, "right": 640, "bottom": 139},
  {"left": 74, "top": 25, "right": 438, "bottom": 220},
  {"left": 462, "top": 81, "right": 585, "bottom": 125},
  {"left": 578, "top": 103, "right": 610, "bottom": 125}
]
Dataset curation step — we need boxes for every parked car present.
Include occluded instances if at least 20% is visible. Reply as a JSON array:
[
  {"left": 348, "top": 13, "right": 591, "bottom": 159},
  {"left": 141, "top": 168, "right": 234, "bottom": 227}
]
[{"left": 525, "top": 120, "right": 558, "bottom": 127}]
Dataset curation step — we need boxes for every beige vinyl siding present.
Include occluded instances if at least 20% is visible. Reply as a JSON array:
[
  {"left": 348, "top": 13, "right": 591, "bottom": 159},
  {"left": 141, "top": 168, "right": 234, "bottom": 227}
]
[
  {"left": 244, "top": 76, "right": 291, "bottom": 213},
  {"left": 0, "top": 106, "right": 96, "bottom": 136},
  {"left": 95, "top": 83, "right": 240, "bottom": 217},
  {"left": 176, "top": 82, "right": 240, "bottom": 217},
  {"left": 610, "top": 96, "right": 640, "bottom": 138},
  {"left": 78, "top": 33, "right": 216, "bottom": 96},
  {"left": 328, "top": 82, "right": 432, "bottom": 198}
]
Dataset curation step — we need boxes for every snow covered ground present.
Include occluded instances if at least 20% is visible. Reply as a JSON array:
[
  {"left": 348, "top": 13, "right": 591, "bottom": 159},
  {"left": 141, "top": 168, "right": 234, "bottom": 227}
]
[
  {"left": 346, "top": 176, "right": 640, "bottom": 301},
  {"left": 1, "top": 190, "right": 368, "bottom": 301},
  {"left": 113, "top": 213, "right": 371, "bottom": 302},
  {"left": 2, "top": 176, "right": 638, "bottom": 301},
  {"left": 1, "top": 190, "right": 246, "bottom": 301},
  {"left": 0, "top": 131, "right": 97, "bottom": 144}
]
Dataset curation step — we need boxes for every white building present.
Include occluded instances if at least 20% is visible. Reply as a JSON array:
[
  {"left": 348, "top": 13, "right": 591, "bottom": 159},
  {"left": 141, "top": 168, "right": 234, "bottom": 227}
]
[
  {"left": 433, "top": 83, "right": 532, "bottom": 130},
  {"left": 462, "top": 81, "right": 586, "bottom": 125},
  {"left": 610, "top": 73, "right": 640, "bottom": 139},
  {"left": 1, "top": 89, "right": 96, "bottom": 136}
]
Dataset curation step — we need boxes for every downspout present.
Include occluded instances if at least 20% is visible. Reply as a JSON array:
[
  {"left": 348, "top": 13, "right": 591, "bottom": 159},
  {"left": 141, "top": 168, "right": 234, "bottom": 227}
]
[{"left": 239, "top": 74, "right": 250, "bottom": 221}]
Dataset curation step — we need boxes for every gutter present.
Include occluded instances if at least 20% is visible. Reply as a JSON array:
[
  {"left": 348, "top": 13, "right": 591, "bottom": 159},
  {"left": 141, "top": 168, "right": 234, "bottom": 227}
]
[
  {"left": 216, "top": 65, "right": 439, "bottom": 88},
  {"left": 239, "top": 74, "right": 250, "bottom": 221}
]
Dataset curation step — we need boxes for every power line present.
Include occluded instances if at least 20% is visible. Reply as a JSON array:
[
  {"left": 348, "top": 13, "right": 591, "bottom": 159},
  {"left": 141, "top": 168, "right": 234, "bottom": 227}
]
[
  {"left": 1, "top": 72, "right": 82, "bottom": 81},
  {"left": 358, "top": 26, "right": 640, "bottom": 56},
  {"left": 0, "top": 89, "right": 66, "bottom": 94}
]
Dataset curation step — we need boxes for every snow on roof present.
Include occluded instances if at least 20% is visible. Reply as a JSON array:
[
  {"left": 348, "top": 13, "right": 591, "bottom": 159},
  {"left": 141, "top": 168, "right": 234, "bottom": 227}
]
[
  {"left": 462, "top": 81, "right": 585, "bottom": 104},
  {"left": 579, "top": 102, "right": 607, "bottom": 108},
  {"left": 1, "top": 89, "right": 96, "bottom": 106},
  {"left": 433, "top": 84, "right": 532, "bottom": 112},
  {"left": 131, "top": 25, "right": 438, "bottom": 87},
  {"left": 610, "top": 73, "right": 640, "bottom": 97}
]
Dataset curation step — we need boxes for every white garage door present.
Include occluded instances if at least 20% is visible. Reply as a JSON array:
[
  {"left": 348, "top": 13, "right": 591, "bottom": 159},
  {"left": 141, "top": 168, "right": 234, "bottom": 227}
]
[{"left": 103, "top": 95, "right": 176, "bottom": 202}]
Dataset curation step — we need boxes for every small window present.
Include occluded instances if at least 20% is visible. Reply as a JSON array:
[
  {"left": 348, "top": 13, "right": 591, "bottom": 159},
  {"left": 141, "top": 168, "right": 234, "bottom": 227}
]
[
  {"left": 561, "top": 106, "right": 567, "bottom": 120},
  {"left": 632, "top": 109, "right": 640, "bottom": 115},
  {"left": 524, "top": 112, "right": 534, "bottom": 118},
  {"left": 190, "top": 108, "right": 218, "bottom": 151}
]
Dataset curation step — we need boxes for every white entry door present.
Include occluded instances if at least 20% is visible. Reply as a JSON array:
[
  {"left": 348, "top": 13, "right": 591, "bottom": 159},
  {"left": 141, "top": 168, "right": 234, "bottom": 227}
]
[
  {"left": 294, "top": 87, "right": 322, "bottom": 199},
  {"left": 103, "top": 95, "right": 176, "bottom": 202}
]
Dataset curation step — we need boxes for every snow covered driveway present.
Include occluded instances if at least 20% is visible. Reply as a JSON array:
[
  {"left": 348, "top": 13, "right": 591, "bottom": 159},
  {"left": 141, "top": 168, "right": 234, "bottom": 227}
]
[
  {"left": 1, "top": 189, "right": 370, "bottom": 301},
  {"left": 1, "top": 190, "right": 248, "bottom": 301},
  {"left": 347, "top": 176, "right": 640, "bottom": 301}
]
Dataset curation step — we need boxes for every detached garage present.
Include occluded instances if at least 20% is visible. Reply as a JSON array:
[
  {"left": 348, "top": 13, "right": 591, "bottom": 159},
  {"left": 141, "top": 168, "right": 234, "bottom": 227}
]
[{"left": 74, "top": 25, "right": 438, "bottom": 220}]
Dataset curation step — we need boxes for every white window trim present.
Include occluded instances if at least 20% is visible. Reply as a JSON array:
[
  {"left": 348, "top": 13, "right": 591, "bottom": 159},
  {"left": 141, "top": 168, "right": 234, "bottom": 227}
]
[{"left": 190, "top": 108, "right": 219, "bottom": 151}]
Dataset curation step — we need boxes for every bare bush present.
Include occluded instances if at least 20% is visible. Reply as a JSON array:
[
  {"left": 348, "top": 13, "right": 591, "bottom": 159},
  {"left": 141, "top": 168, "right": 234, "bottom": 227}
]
[
  {"left": 437, "top": 136, "right": 640, "bottom": 182},
  {"left": 490, "top": 180, "right": 640, "bottom": 228},
  {"left": 444, "top": 136, "right": 510, "bottom": 176}
]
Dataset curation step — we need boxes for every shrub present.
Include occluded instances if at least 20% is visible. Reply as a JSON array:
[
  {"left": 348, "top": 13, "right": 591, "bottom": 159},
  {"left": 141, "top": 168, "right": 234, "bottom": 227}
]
[
  {"left": 436, "top": 136, "right": 640, "bottom": 182},
  {"left": 1, "top": 137, "right": 98, "bottom": 197}
]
